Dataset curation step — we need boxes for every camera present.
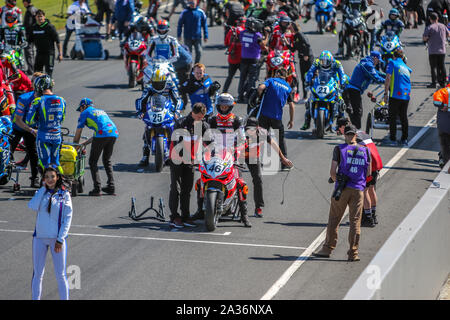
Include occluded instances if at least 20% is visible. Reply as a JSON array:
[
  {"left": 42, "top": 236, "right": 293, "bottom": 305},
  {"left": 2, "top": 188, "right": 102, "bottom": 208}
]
[{"left": 328, "top": 173, "right": 350, "bottom": 201}]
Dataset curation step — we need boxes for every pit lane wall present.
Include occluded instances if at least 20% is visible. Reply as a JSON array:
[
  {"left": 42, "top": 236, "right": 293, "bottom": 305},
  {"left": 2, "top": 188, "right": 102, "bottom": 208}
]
[{"left": 344, "top": 163, "right": 450, "bottom": 300}]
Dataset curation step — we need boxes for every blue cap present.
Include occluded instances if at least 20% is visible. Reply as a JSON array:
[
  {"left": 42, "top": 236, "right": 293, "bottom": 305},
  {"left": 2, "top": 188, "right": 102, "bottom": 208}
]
[
  {"left": 370, "top": 51, "right": 382, "bottom": 60},
  {"left": 77, "top": 97, "right": 94, "bottom": 111}
]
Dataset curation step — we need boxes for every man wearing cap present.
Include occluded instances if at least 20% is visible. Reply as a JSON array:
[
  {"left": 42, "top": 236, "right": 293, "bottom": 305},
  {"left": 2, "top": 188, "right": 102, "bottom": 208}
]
[
  {"left": 383, "top": 47, "right": 411, "bottom": 146},
  {"left": 345, "top": 51, "right": 385, "bottom": 129},
  {"left": 313, "top": 124, "right": 371, "bottom": 261},
  {"left": 73, "top": 98, "right": 119, "bottom": 196}
]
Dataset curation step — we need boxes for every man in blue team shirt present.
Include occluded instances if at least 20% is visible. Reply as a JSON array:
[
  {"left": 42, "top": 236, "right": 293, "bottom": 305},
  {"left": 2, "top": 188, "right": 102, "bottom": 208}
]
[
  {"left": 383, "top": 47, "right": 411, "bottom": 146},
  {"left": 9, "top": 72, "right": 43, "bottom": 187},
  {"left": 26, "top": 74, "right": 66, "bottom": 173},
  {"left": 73, "top": 98, "right": 119, "bottom": 196},
  {"left": 346, "top": 51, "right": 386, "bottom": 129},
  {"left": 254, "top": 69, "right": 294, "bottom": 171}
]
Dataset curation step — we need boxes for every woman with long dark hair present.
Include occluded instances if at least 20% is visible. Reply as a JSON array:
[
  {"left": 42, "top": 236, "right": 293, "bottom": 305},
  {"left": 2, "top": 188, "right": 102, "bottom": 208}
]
[{"left": 28, "top": 166, "right": 73, "bottom": 300}]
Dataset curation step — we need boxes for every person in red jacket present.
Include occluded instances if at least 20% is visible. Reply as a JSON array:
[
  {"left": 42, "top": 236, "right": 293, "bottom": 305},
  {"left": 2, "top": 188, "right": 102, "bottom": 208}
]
[
  {"left": 337, "top": 118, "right": 383, "bottom": 227},
  {"left": 0, "top": 52, "right": 20, "bottom": 110},
  {"left": 11, "top": 69, "right": 32, "bottom": 100},
  {"left": 268, "top": 14, "right": 295, "bottom": 52},
  {"left": 223, "top": 16, "right": 245, "bottom": 94}
]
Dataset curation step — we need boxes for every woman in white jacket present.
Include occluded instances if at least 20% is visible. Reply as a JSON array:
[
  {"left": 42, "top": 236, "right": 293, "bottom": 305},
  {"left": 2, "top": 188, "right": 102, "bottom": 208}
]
[{"left": 28, "top": 166, "right": 73, "bottom": 300}]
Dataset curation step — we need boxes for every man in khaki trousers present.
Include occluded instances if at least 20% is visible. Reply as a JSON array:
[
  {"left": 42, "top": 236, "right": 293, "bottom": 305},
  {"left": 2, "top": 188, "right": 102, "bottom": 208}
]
[{"left": 313, "top": 125, "right": 371, "bottom": 261}]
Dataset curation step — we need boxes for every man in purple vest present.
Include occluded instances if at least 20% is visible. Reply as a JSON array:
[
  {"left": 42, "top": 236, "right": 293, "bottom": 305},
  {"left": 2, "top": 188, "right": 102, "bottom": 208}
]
[
  {"left": 237, "top": 17, "right": 264, "bottom": 103},
  {"left": 313, "top": 124, "right": 371, "bottom": 261}
]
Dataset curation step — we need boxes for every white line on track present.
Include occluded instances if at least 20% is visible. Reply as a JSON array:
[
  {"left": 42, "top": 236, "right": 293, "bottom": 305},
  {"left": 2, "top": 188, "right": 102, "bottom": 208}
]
[
  {"left": 260, "top": 115, "right": 438, "bottom": 300},
  {"left": 0, "top": 229, "right": 307, "bottom": 250}
]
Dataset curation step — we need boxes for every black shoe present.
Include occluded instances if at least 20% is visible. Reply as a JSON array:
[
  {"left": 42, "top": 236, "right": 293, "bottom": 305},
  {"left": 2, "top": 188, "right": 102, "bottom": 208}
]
[
  {"left": 138, "top": 156, "right": 149, "bottom": 167},
  {"left": 281, "top": 164, "right": 291, "bottom": 172},
  {"left": 300, "top": 122, "right": 310, "bottom": 130},
  {"left": 427, "top": 83, "right": 436, "bottom": 88},
  {"left": 182, "top": 217, "right": 197, "bottom": 227},
  {"left": 30, "top": 177, "right": 40, "bottom": 188},
  {"left": 88, "top": 189, "right": 101, "bottom": 196},
  {"left": 372, "top": 213, "right": 378, "bottom": 224},
  {"left": 191, "top": 210, "right": 205, "bottom": 220},
  {"left": 361, "top": 214, "right": 375, "bottom": 227},
  {"left": 101, "top": 186, "right": 116, "bottom": 195},
  {"left": 241, "top": 215, "right": 252, "bottom": 228}
]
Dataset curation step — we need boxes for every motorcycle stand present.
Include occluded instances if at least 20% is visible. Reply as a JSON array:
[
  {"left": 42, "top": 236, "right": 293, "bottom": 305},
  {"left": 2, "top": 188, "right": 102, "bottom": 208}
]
[
  {"left": 11, "top": 166, "right": 21, "bottom": 192},
  {"left": 129, "top": 196, "right": 166, "bottom": 222}
]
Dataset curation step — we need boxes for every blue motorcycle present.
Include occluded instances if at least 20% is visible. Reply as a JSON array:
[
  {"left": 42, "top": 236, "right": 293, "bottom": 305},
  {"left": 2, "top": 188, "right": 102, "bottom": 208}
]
[
  {"left": 0, "top": 116, "right": 13, "bottom": 185},
  {"left": 314, "top": 0, "right": 335, "bottom": 34},
  {"left": 378, "top": 31, "right": 401, "bottom": 70},
  {"left": 307, "top": 73, "right": 339, "bottom": 139},
  {"left": 143, "top": 95, "right": 178, "bottom": 172}
]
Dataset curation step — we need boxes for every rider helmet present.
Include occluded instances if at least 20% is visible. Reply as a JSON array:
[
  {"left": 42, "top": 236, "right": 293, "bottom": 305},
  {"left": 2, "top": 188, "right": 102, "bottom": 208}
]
[
  {"left": 389, "top": 8, "right": 399, "bottom": 20},
  {"left": 151, "top": 68, "right": 168, "bottom": 92},
  {"left": 5, "top": 11, "right": 18, "bottom": 28},
  {"left": 319, "top": 50, "right": 334, "bottom": 70},
  {"left": 0, "top": 52, "right": 11, "bottom": 65},
  {"left": 6, "top": 0, "right": 16, "bottom": 8},
  {"left": 279, "top": 14, "right": 291, "bottom": 32},
  {"left": 157, "top": 19, "right": 170, "bottom": 39},
  {"left": 33, "top": 75, "right": 54, "bottom": 96},
  {"left": 136, "top": 16, "right": 150, "bottom": 33},
  {"left": 215, "top": 93, "right": 235, "bottom": 117}
]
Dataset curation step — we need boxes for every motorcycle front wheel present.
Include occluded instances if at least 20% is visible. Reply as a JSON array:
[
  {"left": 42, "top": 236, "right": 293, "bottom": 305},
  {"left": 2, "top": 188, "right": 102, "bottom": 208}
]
[
  {"left": 154, "top": 136, "right": 165, "bottom": 173},
  {"left": 128, "top": 62, "right": 137, "bottom": 88},
  {"left": 205, "top": 190, "right": 222, "bottom": 232},
  {"left": 315, "top": 107, "right": 325, "bottom": 139}
]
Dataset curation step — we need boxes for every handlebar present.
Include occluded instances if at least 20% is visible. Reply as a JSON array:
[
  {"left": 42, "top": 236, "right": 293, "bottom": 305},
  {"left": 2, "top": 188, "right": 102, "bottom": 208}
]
[
  {"left": 60, "top": 127, "right": 88, "bottom": 140},
  {"left": 1, "top": 130, "right": 13, "bottom": 138}
]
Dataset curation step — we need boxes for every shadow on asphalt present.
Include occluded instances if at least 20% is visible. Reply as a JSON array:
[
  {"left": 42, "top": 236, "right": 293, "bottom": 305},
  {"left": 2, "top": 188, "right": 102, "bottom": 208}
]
[
  {"left": 203, "top": 44, "right": 226, "bottom": 50},
  {"left": 108, "top": 110, "right": 137, "bottom": 118},
  {"left": 264, "top": 221, "right": 348, "bottom": 228},
  {"left": 113, "top": 163, "right": 170, "bottom": 174},
  {"left": 85, "top": 84, "right": 130, "bottom": 90},
  {"left": 249, "top": 254, "right": 352, "bottom": 263}
]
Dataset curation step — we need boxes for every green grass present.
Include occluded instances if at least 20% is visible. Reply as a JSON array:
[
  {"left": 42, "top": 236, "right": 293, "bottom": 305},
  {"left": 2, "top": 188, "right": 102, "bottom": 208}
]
[
  {"left": 17, "top": 0, "right": 99, "bottom": 31},
  {"left": 17, "top": 1, "right": 162, "bottom": 31}
]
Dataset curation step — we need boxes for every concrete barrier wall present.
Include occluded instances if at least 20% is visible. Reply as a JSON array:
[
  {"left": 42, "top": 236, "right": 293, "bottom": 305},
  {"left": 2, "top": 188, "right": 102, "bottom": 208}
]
[{"left": 344, "top": 163, "right": 450, "bottom": 300}]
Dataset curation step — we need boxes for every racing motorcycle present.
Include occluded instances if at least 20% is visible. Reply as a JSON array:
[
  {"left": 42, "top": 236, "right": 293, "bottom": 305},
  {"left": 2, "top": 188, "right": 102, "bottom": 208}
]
[
  {"left": 0, "top": 116, "right": 13, "bottom": 185},
  {"left": 378, "top": 31, "right": 402, "bottom": 70},
  {"left": 123, "top": 36, "right": 148, "bottom": 88},
  {"left": 143, "top": 95, "right": 176, "bottom": 172},
  {"left": 266, "top": 50, "right": 300, "bottom": 103},
  {"left": 207, "top": 0, "right": 224, "bottom": 27},
  {"left": 307, "top": 73, "right": 339, "bottom": 139},
  {"left": 341, "top": 9, "right": 369, "bottom": 59},
  {"left": 314, "top": 0, "right": 336, "bottom": 34},
  {"left": 5, "top": 46, "right": 25, "bottom": 70},
  {"left": 197, "top": 148, "right": 246, "bottom": 232}
]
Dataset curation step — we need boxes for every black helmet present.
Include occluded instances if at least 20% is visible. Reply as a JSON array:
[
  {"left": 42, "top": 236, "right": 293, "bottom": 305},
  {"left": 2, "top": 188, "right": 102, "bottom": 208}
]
[{"left": 33, "top": 75, "right": 53, "bottom": 95}]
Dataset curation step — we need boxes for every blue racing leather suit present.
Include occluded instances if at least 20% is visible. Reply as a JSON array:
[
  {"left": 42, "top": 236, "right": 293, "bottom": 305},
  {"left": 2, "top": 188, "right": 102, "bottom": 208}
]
[
  {"left": 26, "top": 94, "right": 66, "bottom": 171},
  {"left": 376, "top": 19, "right": 404, "bottom": 40}
]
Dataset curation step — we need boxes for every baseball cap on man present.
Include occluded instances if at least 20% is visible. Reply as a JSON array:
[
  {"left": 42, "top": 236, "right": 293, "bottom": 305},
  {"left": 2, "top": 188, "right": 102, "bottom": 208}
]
[
  {"left": 344, "top": 125, "right": 357, "bottom": 135},
  {"left": 370, "top": 51, "right": 382, "bottom": 60},
  {"left": 77, "top": 97, "right": 94, "bottom": 111}
]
